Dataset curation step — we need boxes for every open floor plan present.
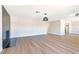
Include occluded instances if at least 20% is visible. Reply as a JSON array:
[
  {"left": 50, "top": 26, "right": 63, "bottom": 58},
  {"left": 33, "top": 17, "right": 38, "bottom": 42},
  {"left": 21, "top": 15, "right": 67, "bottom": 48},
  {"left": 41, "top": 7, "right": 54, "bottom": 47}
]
[{"left": 0, "top": 5, "right": 79, "bottom": 54}]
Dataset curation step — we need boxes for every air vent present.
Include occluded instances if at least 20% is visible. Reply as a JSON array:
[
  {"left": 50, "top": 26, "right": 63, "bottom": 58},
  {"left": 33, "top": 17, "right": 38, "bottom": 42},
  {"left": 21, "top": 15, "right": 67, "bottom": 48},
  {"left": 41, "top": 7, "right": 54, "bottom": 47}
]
[{"left": 75, "top": 13, "right": 79, "bottom": 16}]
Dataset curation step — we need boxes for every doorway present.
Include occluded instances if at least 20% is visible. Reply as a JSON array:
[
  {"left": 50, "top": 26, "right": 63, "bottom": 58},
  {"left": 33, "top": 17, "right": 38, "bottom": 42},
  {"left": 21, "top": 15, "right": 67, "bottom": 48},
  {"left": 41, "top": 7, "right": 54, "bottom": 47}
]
[{"left": 65, "top": 24, "right": 69, "bottom": 35}]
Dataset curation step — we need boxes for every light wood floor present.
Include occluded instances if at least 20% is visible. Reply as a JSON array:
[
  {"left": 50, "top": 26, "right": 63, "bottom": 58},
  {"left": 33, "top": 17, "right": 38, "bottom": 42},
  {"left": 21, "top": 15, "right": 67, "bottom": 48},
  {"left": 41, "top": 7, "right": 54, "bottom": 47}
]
[{"left": 4, "top": 34, "right": 79, "bottom": 54}]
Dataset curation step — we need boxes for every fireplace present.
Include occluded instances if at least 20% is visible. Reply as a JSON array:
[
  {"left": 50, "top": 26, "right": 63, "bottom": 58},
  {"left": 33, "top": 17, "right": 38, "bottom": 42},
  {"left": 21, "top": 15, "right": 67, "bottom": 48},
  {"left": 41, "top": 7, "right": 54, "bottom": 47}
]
[
  {"left": 3, "top": 30, "right": 10, "bottom": 49},
  {"left": 2, "top": 6, "right": 11, "bottom": 49}
]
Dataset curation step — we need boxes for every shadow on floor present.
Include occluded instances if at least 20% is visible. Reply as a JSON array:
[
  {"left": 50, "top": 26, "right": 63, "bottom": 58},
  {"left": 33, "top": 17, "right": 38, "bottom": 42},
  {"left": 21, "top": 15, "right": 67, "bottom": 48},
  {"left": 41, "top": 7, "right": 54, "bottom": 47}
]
[{"left": 10, "top": 38, "right": 16, "bottom": 48}]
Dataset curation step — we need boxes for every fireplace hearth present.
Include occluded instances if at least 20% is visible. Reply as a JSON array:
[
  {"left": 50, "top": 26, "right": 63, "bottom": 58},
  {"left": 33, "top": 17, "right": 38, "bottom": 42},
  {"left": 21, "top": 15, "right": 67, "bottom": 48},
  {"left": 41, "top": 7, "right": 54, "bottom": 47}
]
[{"left": 3, "top": 30, "right": 10, "bottom": 49}]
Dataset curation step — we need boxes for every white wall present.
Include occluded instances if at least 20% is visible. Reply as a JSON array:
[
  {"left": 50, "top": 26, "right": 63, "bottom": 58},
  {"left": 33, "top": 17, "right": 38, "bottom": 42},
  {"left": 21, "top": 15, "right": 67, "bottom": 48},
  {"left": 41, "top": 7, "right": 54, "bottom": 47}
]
[
  {"left": 48, "top": 20, "right": 61, "bottom": 35},
  {"left": 64, "top": 17, "right": 79, "bottom": 34},
  {"left": 11, "top": 16, "right": 49, "bottom": 38},
  {"left": 48, "top": 20, "right": 65, "bottom": 35},
  {"left": 0, "top": 5, "right": 2, "bottom": 52},
  {"left": 60, "top": 20, "right": 65, "bottom": 35},
  {"left": 71, "top": 21, "right": 79, "bottom": 34}
]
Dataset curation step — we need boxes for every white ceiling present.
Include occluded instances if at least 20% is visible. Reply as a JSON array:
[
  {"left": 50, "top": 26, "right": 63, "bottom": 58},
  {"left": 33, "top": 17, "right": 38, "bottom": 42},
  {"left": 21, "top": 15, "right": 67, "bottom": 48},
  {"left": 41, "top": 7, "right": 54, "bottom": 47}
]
[{"left": 4, "top": 5, "right": 79, "bottom": 21}]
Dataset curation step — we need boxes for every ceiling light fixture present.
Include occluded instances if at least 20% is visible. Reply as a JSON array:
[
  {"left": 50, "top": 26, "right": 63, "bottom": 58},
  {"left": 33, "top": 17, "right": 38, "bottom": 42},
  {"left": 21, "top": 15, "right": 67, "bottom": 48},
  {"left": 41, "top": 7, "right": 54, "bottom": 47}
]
[
  {"left": 43, "top": 13, "right": 48, "bottom": 21},
  {"left": 36, "top": 11, "right": 40, "bottom": 13}
]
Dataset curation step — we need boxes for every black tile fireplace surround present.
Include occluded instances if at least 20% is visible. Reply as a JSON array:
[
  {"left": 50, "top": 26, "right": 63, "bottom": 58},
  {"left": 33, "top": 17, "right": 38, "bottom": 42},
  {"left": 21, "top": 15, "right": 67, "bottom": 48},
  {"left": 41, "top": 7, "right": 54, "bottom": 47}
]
[
  {"left": 2, "top": 6, "right": 11, "bottom": 49},
  {"left": 3, "top": 30, "right": 10, "bottom": 49}
]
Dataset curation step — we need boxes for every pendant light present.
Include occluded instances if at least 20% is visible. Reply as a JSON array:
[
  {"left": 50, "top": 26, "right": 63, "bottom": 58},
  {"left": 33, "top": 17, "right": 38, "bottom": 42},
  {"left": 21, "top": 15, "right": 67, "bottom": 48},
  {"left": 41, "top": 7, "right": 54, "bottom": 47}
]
[{"left": 43, "top": 13, "right": 48, "bottom": 21}]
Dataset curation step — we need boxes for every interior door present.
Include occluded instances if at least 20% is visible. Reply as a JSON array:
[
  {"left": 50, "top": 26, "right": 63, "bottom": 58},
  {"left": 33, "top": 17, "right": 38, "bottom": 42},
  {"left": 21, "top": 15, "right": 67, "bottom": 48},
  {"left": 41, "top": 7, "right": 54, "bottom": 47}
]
[{"left": 65, "top": 24, "right": 69, "bottom": 35}]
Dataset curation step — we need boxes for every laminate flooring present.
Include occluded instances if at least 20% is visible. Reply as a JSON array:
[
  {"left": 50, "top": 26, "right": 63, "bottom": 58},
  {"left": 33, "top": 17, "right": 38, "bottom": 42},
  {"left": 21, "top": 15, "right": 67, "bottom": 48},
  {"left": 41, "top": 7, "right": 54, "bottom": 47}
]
[{"left": 4, "top": 34, "right": 79, "bottom": 54}]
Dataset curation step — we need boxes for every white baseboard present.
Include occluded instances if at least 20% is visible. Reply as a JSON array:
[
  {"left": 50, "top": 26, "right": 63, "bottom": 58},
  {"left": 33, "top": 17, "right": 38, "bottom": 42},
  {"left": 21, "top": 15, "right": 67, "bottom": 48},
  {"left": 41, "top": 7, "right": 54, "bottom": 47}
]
[
  {"left": 48, "top": 33, "right": 65, "bottom": 36},
  {"left": 72, "top": 33, "right": 79, "bottom": 34},
  {"left": 10, "top": 33, "right": 47, "bottom": 38}
]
